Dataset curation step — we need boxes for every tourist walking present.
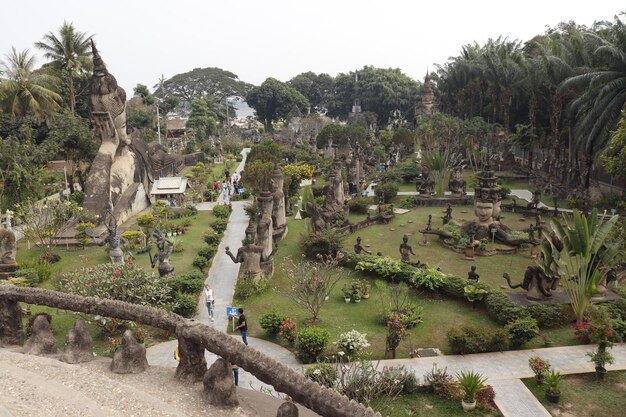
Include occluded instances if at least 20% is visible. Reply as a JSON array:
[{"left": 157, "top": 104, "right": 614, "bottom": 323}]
[
  {"left": 204, "top": 284, "right": 215, "bottom": 321},
  {"left": 222, "top": 181, "right": 228, "bottom": 202},
  {"left": 236, "top": 308, "right": 248, "bottom": 345}
]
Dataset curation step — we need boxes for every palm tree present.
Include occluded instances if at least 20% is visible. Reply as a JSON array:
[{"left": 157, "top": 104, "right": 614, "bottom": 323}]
[
  {"left": 562, "top": 16, "right": 626, "bottom": 188},
  {"left": 35, "top": 21, "right": 92, "bottom": 114},
  {"left": 0, "top": 47, "right": 62, "bottom": 121}
]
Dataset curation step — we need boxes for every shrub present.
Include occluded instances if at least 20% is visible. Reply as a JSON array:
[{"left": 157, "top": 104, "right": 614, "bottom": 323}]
[
  {"left": 439, "top": 275, "right": 468, "bottom": 298},
  {"left": 137, "top": 213, "right": 157, "bottom": 231},
  {"left": 240, "top": 189, "right": 251, "bottom": 199},
  {"left": 374, "top": 182, "right": 399, "bottom": 203},
  {"left": 410, "top": 267, "right": 447, "bottom": 291},
  {"left": 234, "top": 278, "right": 268, "bottom": 300},
  {"left": 198, "top": 244, "right": 217, "bottom": 261},
  {"left": 210, "top": 218, "right": 228, "bottom": 234},
  {"left": 14, "top": 268, "right": 40, "bottom": 286},
  {"left": 18, "top": 260, "right": 52, "bottom": 282},
  {"left": 446, "top": 325, "right": 510, "bottom": 354},
  {"left": 425, "top": 364, "right": 460, "bottom": 399},
  {"left": 192, "top": 256, "right": 209, "bottom": 272},
  {"left": 300, "top": 227, "right": 343, "bottom": 258},
  {"left": 476, "top": 385, "right": 497, "bottom": 410},
  {"left": 526, "top": 304, "right": 573, "bottom": 328},
  {"left": 121, "top": 230, "right": 145, "bottom": 250},
  {"left": 279, "top": 317, "right": 298, "bottom": 343},
  {"left": 484, "top": 291, "right": 529, "bottom": 325},
  {"left": 173, "top": 292, "right": 197, "bottom": 317},
  {"left": 167, "top": 271, "right": 205, "bottom": 295},
  {"left": 236, "top": 154, "right": 243, "bottom": 162},
  {"left": 259, "top": 309, "right": 285, "bottom": 336},
  {"left": 297, "top": 326, "right": 331, "bottom": 363},
  {"left": 348, "top": 197, "right": 372, "bottom": 214},
  {"left": 202, "top": 229, "right": 221, "bottom": 246},
  {"left": 305, "top": 363, "right": 337, "bottom": 388},
  {"left": 506, "top": 317, "right": 540, "bottom": 348},
  {"left": 212, "top": 204, "right": 231, "bottom": 219},
  {"left": 335, "top": 330, "right": 370, "bottom": 357}
]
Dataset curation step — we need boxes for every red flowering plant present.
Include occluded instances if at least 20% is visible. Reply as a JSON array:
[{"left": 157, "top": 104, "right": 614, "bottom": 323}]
[
  {"left": 385, "top": 313, "right": 408, "bottom": 356},
  {"left": 279, "top": 317, "right": 297, "bottom": 344},
  {"left": 528, "top": 356, "right": 551, "bottom": 382},
  {"left": 108, "top": 337, "right": 121, "bottom": 355}
]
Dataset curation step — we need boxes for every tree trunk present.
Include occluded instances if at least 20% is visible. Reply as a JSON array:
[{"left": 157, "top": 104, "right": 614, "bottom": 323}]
[{"left": 68, "top": 69, "right": 76, "bottom": 115}]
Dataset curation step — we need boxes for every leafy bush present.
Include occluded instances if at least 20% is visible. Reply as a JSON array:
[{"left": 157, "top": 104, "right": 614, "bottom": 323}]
[
  {"left": 446, "top": 325, "right": 510, "bottom": 354},
  {"left": 526, "top": 304, "right": 573, "bottom": 328},
  {"left": 300, "top": 186, "right": 315, "bottom": 218},
  {"left": 425, "top": 364, "right": 460, "bottom": 399},
  {"left": 14, "top": 268, "right": 40, "bottom": 286},
  {"left": 301, "top": 227, "right": 343, "bottom": 258},
  {"left": 167, "top": 271, "right": 205, "bottom": 295},
  {"left": 335, "top": 330, "right": 370, "bottom": 357},
  {"left": 121, "top": 230, "right": 145, "bottom": 250},
  {"left": 374, "top": 181, "right": 399, "bottom": 203},
  {"left": 297, "top": 326, "right": 331, "bottom": 363},
  {"left": 484, "top": 291, "right": 530, "bottom": 325},
  {"left": 234, "top": 278, "right": 269, "bottom": 300},
  {"left": 210, "top": 218, "right": 228, "bottom": 234},
  {"left": 378, "top": 365, "right": 420, "bottom": 394},
  {"left": 305, "top": 363, "right": 337, "bottom": 388},
  {"left": 192, "top": 256, "right": 209, "bottom": 272},
  {"left": 202, "top": 229, "right": 221, "bottom": 246},
  {"left": 18, "top": 260, "right": 52, "bottom": 282},
  {"left": 173, "top": 292, "right": 197, "bottom": 317},
  {"left": 410, "top": 267, "right": 447, "bottom": 291},
  {"left": 348, "top": 197, "right": 372, "bottom": 214},
  {"left": 198, "top": 244, "right": 217, "bottom": 261},
  {"left": 259, "top": 309, "right": 285, "bottom": 336},
  {"left": 506, "top": 317, "right": 540, "bottom": 348},
  {"left": 239, "top": 189, "right": 251, "bottom": 199},
  {"left": 212, "top": 204, "right": 231, "bottom": 219}
]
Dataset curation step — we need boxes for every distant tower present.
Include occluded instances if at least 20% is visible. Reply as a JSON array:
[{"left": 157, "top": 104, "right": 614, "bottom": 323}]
[
  {"left": 348, "top": 70, "right": 362, "bottom": 121},
  {"left": 416, "top": 70, "right": 435, "bottom": 119}
]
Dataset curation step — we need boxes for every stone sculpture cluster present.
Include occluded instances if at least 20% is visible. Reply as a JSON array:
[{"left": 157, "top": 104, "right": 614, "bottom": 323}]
[{"left": 0, "top": 210, "right": 18, "bottom": 280}]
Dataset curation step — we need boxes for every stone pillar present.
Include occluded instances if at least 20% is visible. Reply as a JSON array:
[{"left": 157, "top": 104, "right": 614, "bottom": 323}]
[
  {"left": 257, "top": 189, "right": 274, "bottom": 260},
  {"left": 0, "top": 298, "right": 23, "bottom": 345},
  {"left": 203, "top": 358, "right": 238, "bottom": 407},
  {"left": 271, "top": 166, "right": 287, "bottom": 241},
  {"left": 175, "top": 324, "right": 207, "bottom": 383}
]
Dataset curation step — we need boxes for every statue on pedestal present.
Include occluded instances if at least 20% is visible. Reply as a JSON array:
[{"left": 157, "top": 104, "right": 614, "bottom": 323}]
[
  {"left": 502, "top": 266, "right": 559, "bottom": 301},
  {"left": 0, "top": 210, "right": 18, "bottom": 279},
  {"left": 103, "top": 211, "right": 133, "bottom": 264},
  {"left": 148, "top": 229, "right": 174, "bottom": 277},
  {"left": 399, "top": 234, "right": 416, "bottom": 263}
]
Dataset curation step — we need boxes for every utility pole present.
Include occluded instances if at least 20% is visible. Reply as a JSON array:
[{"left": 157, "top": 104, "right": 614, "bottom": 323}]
[
  {"left": 156, "top": 105, "right": 161, "bottom": 145},
  {"left": 157, "top": 74, "right": 166, "bottom": 146},
  {"left": 225, "top": 97, "right": 229, "bottom": 129}
]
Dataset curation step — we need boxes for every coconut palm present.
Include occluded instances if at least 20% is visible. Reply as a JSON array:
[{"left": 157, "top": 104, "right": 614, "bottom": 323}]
[
  {"left": 35, "top": 21, "right": 92, "bottom": 114},
  {"left": 0, "top": 47, "right": 61, "bottom": 121}
]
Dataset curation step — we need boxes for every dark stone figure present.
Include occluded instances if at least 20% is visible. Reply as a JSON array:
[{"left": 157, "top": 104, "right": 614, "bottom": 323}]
[
  {"left": 535, "top": 214, "right": 541, "bottom": 227},
  {"left": 103, "top": 211, "right": 133, "bottom": 264},
  {"left": 148, "top": 229, "right": 174, "bottom": 277},
  {"left": 467, "top": 265, "right": 480, "bottom": 282},
  {"left": 203, "top": 358, "right": 239, "bottom": 407},
  {"left": 277, "top": 402, "right": 299, "bottom": 417},
  {"left": 354, "top": 236, "right": 371, "bottom": 255},
  {"left": 426, "top": 214, "right": 432, "bottom": 231},
  {"left": 399, "top": 234, "right": 416, "bottom": 262},
  {"left": 110, "top": 330, "right": 149, "bottom": 374},
  {"left": 0, "top": 298, "right": 23, "bottom": 345},
  {"left": 528, "top": 224, "right": 535, "bottom": 243},
  {"left": 61, "top": 319, "right": 94, "bottom": 364},
  {"left": 442, "top": 204, "right": 453, "bottom": 225},
  {"left": 502, "top": 266, "right": 560, "bottom": 301},
  {"left": 23, "top": 314, "right": 57, "bottom": 355}
]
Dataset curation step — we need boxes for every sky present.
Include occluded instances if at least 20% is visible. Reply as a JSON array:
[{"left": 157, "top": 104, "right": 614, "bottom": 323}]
[{"left": 1, "top": 1, "right": 624, "bottom": 94}]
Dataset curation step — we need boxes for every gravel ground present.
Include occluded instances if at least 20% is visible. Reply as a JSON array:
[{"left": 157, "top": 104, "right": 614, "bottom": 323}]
[{"left": 0, "top": 348, "right": 319, "bottom": 417}]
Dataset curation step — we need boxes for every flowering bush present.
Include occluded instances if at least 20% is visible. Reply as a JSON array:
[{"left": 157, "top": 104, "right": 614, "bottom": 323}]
[
  {"left": 304, "top": 363, "right": 337, "bottom": 388},
  {"left": 335, "top": 330, "right": 370, "bottom": 357},
  {"left": 300, "top": 227, "right": 343, "bottom": 258},
  {"left": 386, "top": 313, "right": 408, "bottom": 354},
  {"left": 574, "top": 319, "right": 593, "bottom": 343},
  {"left": 528, "top": 356, "right": 551, "bottom": 379},
  {"left": 279, "top": 317, "right": 297, "bottom": 343},
  {"left": 260, "top": 309, "right": 286, "bottom": 336},
  {"left": 297, "top": 326, "right": 331, "bottom": 363}
]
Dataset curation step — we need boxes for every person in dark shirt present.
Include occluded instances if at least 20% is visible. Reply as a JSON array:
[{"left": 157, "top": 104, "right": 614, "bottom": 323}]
[{"left": 236, "top": 308, "right": 248, "bottom": 345}]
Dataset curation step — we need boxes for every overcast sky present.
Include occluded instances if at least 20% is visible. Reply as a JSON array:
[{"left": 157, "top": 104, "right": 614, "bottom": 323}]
[{"left": 1, "top": 1, "right": 624, "bottom": 94}]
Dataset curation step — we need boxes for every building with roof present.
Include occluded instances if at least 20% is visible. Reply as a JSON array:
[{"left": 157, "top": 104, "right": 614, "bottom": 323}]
[{"left": 150, "top": 176, "right": 189, "bottom": 207}]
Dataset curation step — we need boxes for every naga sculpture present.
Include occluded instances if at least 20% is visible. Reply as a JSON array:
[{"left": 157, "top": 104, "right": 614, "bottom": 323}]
[
  {"left": 102, "top": 211, "right": 133, "bottom": 264},
  {"left": 502, "top": 266, "right": 559, "bottom": 301}
]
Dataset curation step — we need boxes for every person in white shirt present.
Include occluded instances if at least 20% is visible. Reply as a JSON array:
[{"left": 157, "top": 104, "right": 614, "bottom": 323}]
[{"left": 204, "top": 284, "right": 215, "bottom": 321}]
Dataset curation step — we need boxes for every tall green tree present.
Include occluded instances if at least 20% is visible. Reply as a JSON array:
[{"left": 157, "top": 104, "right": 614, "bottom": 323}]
[
  {"left": 186, "top": 99, "right": 217, "bottom": 140},
  {"left": 288, "top": 71, "right": 333, "bottom": 113},
  {"left": 0, "top": 48, "right": 62, "bottom": 122},
  {"left": 35, "top": 21, "right": 92, "bottom": 115},
  {"left": 246, "top": 78, "right": 309, "bottom": 133}
]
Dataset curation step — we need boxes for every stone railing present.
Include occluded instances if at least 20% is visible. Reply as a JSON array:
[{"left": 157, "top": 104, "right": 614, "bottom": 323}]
[{"left": 0, "top": 285, "right": 381, "bottom": 417}]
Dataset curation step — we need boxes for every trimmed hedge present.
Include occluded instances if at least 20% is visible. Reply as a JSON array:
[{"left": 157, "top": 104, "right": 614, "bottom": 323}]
[{"left": 446, "top": 325, "right": 510, "bottom": 354}]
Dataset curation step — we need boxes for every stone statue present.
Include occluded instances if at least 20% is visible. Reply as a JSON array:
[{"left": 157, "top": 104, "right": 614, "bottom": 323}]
[
  {"left": 307, "top": 202, "right": 326, "bottom": 235},
  {"left": 448, "top": 167, "right": 467, "bottom": 194},
  {"left": 399, "top": 234, "right": 416, "bottom": 263},
  {"left": 426, "top": 214, "right": 432, "bottom": 231},
  {"left": 148, "top": 229, "right": 174, "bottom": 277},
  {"left": 528, "top": 224, "right": 535, "bottom": 243},
  {"left": 256, "top": 188, "right": 274, "bottom": 260},
  {"left": 532, "top": 190, "right": 542, "bottom": 209},
  {"left": 103, "top": 211, "right": 133, "bottom": 264},
  {"left": 270, "top": 167, "right": 287, "bottom": 241},
  {"left": 225, "top": 224, "right": 273, "bottom": 280},
  {"left": 467, "top": 265, "right": 480, "bottom": 282},
  {"left": 82, "top": 41, "right": 183, "bottom": 225},
  {"left": 502, "top": 266, "right": 560, "bottom": 301},
  {"left": 474, "top": 200, "right": 494, "bottom": 225},
  {"left": 0, "top": 212, "right": 18, "bottom": 279},
  {"left": 535, "top": 214, "right": 541, "bottom": 227},
  {"left": 354, "top": 237, "right": 371, "bottom": 255}
]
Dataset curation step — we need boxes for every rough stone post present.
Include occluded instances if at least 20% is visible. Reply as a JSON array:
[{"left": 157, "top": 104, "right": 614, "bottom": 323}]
[
  {"left": 110, "top": 330, "right": 148, "bottom": 374},
  {"left": 175, "top": 323, "right": 207, "bottom": 383},
  {"left": 0, "top": 298, "right": 23, "bottom": 345},
  {"left": 277, "top": 401, "right": 299, "bottom": 417},
  {"left": 203, "top": 358, "right": 238, "bottom": 407},
  {"left": 23, "top": 314, "right": 57, "bottom": 355},
  {"left": 61, "top": 319, "right": 94, "bottom": 363}
]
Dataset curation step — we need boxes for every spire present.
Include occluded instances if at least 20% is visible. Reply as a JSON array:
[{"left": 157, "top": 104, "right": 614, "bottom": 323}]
[{"left": 91, "top": 39, "right": 107, "bottom": 76}]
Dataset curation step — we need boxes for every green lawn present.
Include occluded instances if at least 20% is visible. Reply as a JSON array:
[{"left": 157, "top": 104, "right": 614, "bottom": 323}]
[
  {"left": 375, "top": 391, "right": 501, "bottom": 417},
  {"left": 523, "top": 371, "right": 626, "bottom": 417}
]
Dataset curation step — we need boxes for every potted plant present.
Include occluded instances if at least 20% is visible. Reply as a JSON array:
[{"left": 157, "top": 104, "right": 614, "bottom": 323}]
[
  {"left": 352, "top": 288, "right": 362, "bottom": 303},
  {"left": 341, "top": 285, "right": 352, "bottom": 303},
  {"left": 456, "top": 370, "right": 487, "bottom": 411},
  {"left": 360, "top": 280, "right": 371, "bottom": 299},
  {"left": 528, "top": 356, "right": 551, "bottom": 383},
  {"left": 544, "top": 369, "right": 563, "bottom": 403},
  {"left": 587, "top": 346, "right": 615, "bottom": 380}
]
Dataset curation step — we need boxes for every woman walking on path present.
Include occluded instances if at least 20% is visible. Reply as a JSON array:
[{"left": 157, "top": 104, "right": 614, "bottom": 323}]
[{"left": 204, "top": 284, "right": 215, "bottom": 321}]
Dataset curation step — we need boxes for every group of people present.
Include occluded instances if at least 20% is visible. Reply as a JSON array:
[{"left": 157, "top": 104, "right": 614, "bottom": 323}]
[{"left": 211, "top": 169, "right": 242, "bottom": 202}]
